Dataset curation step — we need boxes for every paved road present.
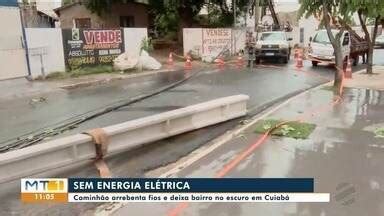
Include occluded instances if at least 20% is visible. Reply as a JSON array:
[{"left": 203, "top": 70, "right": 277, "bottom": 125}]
[
  {"left": 2, "top": 49, "right": 383, "bottom": 147},
  {"left": 0, "top": 50, "right": 383, "bottom": 215}
]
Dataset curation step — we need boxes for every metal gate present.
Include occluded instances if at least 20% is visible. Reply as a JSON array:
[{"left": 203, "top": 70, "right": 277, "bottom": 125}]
[{"left": 0, "top": 6, "right": 29, "bottom": 80}]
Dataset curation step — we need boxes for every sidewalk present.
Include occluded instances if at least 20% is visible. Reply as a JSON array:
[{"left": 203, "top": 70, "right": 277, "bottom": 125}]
[{"left": 344, "top": 65, "right": 384, "bottom": 90}]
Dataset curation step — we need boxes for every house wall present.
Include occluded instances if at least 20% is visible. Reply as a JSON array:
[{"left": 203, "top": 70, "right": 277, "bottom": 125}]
[
  {"left": 110, "top": 3, "right": 148, "bottom": 27},
  {"left": 58, "top": 3, "right": 148, "bottom": 29}
]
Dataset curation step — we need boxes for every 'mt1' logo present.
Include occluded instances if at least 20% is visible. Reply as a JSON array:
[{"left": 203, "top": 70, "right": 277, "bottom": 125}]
[{"left": 21, "top": 178, "right": 67, "bottom": 193}]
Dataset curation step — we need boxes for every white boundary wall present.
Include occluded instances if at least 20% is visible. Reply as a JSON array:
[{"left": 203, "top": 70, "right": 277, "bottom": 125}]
[
  {"left": 183, "top": 28, "right": 246, "bottom": 58},
  {"left": 0, "top": 6, "right": 29, "bottom": 80},
  {"left": 24, "top": 28, "right": 147, "bottom": 78},
  {"left": 26, "top": 28, "right": 66, "bottom": 78},
  {"left": 123, "top": 28, "right": 147, "bottom": 57}
]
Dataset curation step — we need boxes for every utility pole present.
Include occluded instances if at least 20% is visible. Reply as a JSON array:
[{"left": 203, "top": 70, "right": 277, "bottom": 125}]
[
  {"left": 233, "top": 0, "right": 236, "bottom": 27},
  {"left": 254, "top": 0, "right": 260, "bottom": 32}
]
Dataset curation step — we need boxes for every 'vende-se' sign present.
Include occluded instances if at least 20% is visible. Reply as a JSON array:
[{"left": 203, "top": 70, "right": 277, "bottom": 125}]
[
  {"left": 62, "top": 29, "right": 125, "bottom": 69},
  {"left": 202, "top": 28, "right": 232, "bottom": 55}
]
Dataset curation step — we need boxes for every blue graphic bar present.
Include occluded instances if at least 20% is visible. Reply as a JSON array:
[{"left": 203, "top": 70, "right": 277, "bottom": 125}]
[{"left": 68, "top": 178, "right": 314, "bottom": 193}]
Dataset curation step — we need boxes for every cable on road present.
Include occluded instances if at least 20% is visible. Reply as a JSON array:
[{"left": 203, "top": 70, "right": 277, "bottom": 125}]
[{"left": 0, "top": 69, "right": 202, "bottom": 153}]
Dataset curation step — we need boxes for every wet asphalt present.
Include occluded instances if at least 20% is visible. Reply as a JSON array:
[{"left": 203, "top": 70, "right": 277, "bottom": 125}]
[
  {"left": 0, "top": 50, "right": 383, "bottom": 215},
  {"left": 1, "top": 60, "right": 334, "bottom": 146},
  {"left": 110, "top": 87, "right": 384, "bottom": 216}
]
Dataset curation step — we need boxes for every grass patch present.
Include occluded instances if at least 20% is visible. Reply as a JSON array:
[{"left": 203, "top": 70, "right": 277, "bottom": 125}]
[
  {"left": 45, "top": 71, "right": 68, "bottom": 79},
  {"left": 374, "top": 127, "right": 384, "bottom": 138},
  {"left": 254, "top": 119, "right": 316, "bottom": 139},
  {"left": 70, "top": 65, "right": 115, "bottom": 77},
  {"left": 44, "top": 65, "right": 116, "bottom": 80},
  {"left": 321, "top": 85, "right": 337, "bottom": 91}
]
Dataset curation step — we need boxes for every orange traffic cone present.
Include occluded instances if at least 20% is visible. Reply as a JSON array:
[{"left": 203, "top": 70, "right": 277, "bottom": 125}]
[
  {"left": 215, "top": 55, "right": 225, "bottom": 68},
  {"left": 236, "top": 53, "right": 244, "bottom": 68},
  {"left": 184, "top": 55, "right": 192, "bottom": 70},
  {"left": 339, "top": 67, "right": 345, "bottom": 96},
  {"left": 344, "top": 58, "right": 352, "bottom": 78},
  {"left": 167, "top": 52, "right": 174, "bottom": 68},
  {"left": 294, "top": 48, "right": 299, "bottom": 60},
  {"left": 296, "top": 48, "right": 303, "bottom": 69}
]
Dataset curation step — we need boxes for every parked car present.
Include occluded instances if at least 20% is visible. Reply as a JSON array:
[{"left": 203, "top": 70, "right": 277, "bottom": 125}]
[
  {"left": 308, "top": 29, "right": 368, "bottom": 67},
  {"left": 254, "top": 31, "right": 292, "bottom": 64},
  {"left": 375, "top": 34, "right": 384, "bottom": 48}
]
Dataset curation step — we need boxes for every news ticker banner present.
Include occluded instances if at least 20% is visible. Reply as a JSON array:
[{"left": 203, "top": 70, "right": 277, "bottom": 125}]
[{"left": 21, "top": 178, "right": 330, "bottom": 203}]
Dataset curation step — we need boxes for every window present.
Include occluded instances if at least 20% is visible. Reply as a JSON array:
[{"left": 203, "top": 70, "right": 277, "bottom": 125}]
[
  {"left": 300, "top": 28, "right": 304, "bottom": 43},
  {"left": 260, "top": 32, "right": 286, "bottom": 41},
  {"left": 74, "top": 18, "right": 91, "bottom": 28},
  {"left": 120, "top": 16, "right": 135, "bottom": 27},
  {"left": 313, "top": 31, "right": 332, "bottom": 44}
]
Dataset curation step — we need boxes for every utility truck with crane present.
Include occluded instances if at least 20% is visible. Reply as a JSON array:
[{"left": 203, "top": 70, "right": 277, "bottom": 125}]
[
  {"left": 246, "top": 0, "right": 293, "bottom": 65},
  {"left": 308, "top": 29, "right": 369, "bottom": 67}
]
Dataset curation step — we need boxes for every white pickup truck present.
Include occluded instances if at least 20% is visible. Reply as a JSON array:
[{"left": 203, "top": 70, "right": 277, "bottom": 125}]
[
  {"left": 254, "top": 31, "right": 292, "bottom": 64},
  {"left": 308, "top": 29, "right": 368, "bottom": 67}
]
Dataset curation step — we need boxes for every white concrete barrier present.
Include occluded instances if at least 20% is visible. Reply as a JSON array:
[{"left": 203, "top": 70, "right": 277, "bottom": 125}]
[{"left": 0, "top": 95, "right": 249, "bottom": 183}]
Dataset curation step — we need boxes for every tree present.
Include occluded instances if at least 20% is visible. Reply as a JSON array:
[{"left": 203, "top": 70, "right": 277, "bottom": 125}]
[
  {"left": 341, "top": 0, "right": 384, "bottom": 74},
  {"left": 85, "top": 0, "right": 204, "bottom": 41},
  {"left": 150, "top": 0, "right": 205, "bottom": 42},
  {"left": 203, "top": 0, "right": 249, "bottom": 27},
  {"left": 299, "top": 0, "right": 351, "bottom": 87},
  {"left": 86, "top": 0, "right": 251, "bottom": 42},
  {"left": 62, "top": 0, "right": 73, "bottom": 6}
]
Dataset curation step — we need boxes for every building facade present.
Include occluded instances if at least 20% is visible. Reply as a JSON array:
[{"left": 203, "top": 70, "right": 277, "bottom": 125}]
[
  {"left": 54, "top": 2, "right": 148, "bottom": 29},
  {"left": 20, "top": 2, "right": 58, "bottom": 28}
]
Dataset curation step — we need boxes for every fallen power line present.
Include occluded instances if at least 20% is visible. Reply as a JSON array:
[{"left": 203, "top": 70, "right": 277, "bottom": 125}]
[{"left": 0, "top": 70, "right": 201, "bottom": 153}]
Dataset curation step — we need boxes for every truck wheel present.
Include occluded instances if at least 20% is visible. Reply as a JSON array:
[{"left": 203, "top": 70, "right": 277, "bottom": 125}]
[
  {"left": 288, "top": 49, "right": 291, "bottom": 60},
  {"left": 352, "top": 57, "right": 358, "bottom": 66},
  {"left": 312, "top": 61, "right": 318, "bottom": 66},
  {"left": 255, "top": 58, "right": 260, "bottom": 64},
  {"left": 283, "top": 56, "right": 288, "bottom": 64}
]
